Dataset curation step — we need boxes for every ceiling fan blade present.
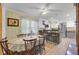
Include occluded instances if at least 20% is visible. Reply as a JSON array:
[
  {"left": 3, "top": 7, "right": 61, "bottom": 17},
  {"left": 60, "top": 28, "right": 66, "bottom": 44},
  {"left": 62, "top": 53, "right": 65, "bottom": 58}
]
[
  {"left": 48, "top": 9, "right": 62, "bottom": 12},
  {"left": 28, "top": 3, "right": 50, "bottom": 10},
  {"left": 25, "top": 6, "right": 41, "bottom": 10}
]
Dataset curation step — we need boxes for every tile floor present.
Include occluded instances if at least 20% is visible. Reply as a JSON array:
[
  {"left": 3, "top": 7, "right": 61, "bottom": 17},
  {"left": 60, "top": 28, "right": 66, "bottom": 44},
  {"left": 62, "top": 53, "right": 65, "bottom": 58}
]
[
  {"left": 66, "top": 43, "right": 77, "bottom": 55},
  {"left": 66, "top": 31, "right": 77, "bottom": 55},
  {"left": 46, "top": 38, "right": 70, "bottom": 55}
]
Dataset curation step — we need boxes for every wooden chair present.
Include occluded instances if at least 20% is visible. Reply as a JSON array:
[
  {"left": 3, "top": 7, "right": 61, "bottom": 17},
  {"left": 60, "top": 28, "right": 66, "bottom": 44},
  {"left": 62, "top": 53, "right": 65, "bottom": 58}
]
[
  {"left": 0, "top": 38, "right": 10, "bottom": 55},
  {"left": 23, "top": 39, "right": 37, "bottom": 55},
  {"left": 38, "top": 35, "right": 46, "bottom": 54},
  {"left": 13, "top": 51, "right": 25, "bottom": 55},
  {"left": 0, "top": 37, "right": 21, "bottom": 55},
  {"left": 35, "top": 35, "right": 45, "bottom": 55}
]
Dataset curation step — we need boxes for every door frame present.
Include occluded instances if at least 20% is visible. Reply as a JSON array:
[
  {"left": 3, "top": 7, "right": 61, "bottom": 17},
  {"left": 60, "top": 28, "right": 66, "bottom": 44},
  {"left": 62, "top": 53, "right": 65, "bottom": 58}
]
[
  {"left": 76, "top": 3, "right": 79, "bottom": 54},
  {"left": 0, "top": 3, "right": 2, "bottom": 54}
]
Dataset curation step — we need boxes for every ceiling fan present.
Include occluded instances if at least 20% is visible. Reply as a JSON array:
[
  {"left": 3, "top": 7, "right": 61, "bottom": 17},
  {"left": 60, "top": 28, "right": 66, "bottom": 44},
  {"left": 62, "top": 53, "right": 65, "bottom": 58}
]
[{"left": 24, "top": 3, "right": 61, "bottom": 13}]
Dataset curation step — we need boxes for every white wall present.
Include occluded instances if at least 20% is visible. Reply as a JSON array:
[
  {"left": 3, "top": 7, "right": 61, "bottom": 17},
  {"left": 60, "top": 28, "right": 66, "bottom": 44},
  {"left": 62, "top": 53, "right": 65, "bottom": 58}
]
[{"left": 6, "top": 9, "right": 21, "bottom": 42}]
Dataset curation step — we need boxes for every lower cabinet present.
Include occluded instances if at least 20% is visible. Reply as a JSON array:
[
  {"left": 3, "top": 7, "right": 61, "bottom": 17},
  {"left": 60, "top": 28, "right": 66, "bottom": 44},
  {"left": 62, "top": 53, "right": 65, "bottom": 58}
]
[{"left": 45, "top": 31, "right": 60, "bottom": 44}]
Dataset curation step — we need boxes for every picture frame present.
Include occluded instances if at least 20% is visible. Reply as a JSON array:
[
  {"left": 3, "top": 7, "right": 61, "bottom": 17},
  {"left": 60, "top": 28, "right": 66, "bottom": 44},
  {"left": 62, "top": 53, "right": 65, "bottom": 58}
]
[{"left": 7, "top": 18, "right": 19, "bottom": 27}]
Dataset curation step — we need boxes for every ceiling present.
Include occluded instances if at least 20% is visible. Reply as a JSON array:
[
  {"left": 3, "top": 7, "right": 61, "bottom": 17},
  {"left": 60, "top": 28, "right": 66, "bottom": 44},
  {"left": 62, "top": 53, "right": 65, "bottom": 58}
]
[{"left": 5, "top": 3, "right": 76, "bottom": 20}]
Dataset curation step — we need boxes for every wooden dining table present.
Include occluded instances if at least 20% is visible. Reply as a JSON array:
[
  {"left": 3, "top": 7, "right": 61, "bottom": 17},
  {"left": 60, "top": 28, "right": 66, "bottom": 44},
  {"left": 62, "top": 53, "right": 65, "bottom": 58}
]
[{"left": 8, "top": 35, "right": 45, "bottom": 52}]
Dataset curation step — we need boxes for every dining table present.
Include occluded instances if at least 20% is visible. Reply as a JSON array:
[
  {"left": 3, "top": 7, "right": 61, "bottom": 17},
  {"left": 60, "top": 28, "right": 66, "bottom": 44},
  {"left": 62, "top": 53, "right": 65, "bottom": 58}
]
[{"left": 8, "top": 34, "right": 45, "bottom": 52}]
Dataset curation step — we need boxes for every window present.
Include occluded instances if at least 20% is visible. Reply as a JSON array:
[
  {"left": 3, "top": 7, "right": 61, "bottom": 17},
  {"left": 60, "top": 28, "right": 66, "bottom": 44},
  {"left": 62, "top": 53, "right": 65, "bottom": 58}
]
[
  {"left": 30, "top": 20, "right": 37, "bottom": 34},
  {"left": 20, "top": 18, "right": 30, "bottom": 34},
  {"left": 20, "top": 17, "right": 37, "bottom": 34}
]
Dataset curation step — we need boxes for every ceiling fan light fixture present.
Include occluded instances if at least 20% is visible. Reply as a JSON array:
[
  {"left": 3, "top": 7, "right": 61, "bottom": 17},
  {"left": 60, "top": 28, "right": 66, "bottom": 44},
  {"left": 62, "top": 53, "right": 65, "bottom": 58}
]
[{"left": 42, "top": 11, "right": 47, "bottom": 15}]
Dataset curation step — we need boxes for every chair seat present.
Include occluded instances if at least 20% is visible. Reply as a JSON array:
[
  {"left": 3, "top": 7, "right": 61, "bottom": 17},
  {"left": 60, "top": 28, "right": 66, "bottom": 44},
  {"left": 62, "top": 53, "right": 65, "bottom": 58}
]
[
  {"left": 24, "top": 49, "right": 36, "bottom": 55},
  {"left": 10, "top": 50, "right": 26, "bottom": 55}
]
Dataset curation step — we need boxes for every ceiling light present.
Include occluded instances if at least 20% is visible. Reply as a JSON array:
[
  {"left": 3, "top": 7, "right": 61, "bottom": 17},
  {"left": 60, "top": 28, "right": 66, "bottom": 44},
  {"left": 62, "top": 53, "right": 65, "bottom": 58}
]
[{"left": 42, "top": 12, "right": 47, "bottom": 15}]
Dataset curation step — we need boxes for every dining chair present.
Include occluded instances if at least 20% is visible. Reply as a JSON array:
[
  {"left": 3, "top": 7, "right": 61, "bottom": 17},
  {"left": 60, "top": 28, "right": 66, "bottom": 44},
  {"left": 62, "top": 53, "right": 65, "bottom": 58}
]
[
  {"left": 23, "top": 39, "right": 37, "bottom": 55},
  {"left": 37, "top": 35, "right": 46, "bottom": 54},
  {"left": 0, "top": 37, "right": 21, "bottom": 55},
  {"left": 0, "top": 37, "right": 11, "bottom": 55}
]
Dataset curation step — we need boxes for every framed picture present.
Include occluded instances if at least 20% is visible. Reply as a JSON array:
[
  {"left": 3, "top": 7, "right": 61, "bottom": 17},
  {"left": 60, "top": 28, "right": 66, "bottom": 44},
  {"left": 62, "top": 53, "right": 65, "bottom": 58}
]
[{"left": 7, "top": 18, "right": 19, "bottom": 27}]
